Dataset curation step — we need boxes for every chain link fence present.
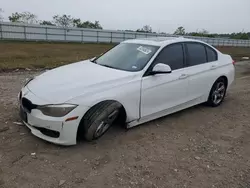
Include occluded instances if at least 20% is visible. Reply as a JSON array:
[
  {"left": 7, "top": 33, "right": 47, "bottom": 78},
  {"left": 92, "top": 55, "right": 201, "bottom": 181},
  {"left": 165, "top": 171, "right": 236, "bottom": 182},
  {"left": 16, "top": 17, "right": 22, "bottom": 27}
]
[{"left": 0, "top": 22, "right": 249, "bottom": 47}]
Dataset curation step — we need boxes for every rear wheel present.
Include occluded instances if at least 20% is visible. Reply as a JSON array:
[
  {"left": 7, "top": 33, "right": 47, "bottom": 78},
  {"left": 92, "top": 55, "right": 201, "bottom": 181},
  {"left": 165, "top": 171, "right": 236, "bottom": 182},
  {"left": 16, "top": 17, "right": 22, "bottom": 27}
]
[
  {"left": 206, "top": 78, "right": 227, "bottom": 107},
  {"left": 79, "top": 101, "right": 122, "bottom": 141}
]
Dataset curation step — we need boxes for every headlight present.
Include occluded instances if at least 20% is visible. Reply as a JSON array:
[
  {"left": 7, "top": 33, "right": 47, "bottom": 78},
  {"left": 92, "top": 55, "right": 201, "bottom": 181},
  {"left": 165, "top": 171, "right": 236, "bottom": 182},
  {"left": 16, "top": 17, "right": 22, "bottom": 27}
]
[{"left": 37, "top": 104, "right": 77, "bottom": 117}]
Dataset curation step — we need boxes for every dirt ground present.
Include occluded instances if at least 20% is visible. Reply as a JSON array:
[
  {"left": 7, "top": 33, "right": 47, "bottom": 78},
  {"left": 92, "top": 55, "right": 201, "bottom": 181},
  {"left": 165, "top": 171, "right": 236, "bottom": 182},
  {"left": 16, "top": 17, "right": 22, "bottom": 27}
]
[{"left": 0, "top": 62, "right": 250, "bottom": 188}]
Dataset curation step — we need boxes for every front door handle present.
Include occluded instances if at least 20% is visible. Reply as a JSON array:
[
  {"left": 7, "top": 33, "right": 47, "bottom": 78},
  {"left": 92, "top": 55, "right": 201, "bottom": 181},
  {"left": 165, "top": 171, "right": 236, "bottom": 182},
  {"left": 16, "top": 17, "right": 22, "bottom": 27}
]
[
  {"left": 179, "top": 74, "right": 189, "bottom": 79},
  {"left": 210, "top": 65, "right": 217, "bottom": 70}
]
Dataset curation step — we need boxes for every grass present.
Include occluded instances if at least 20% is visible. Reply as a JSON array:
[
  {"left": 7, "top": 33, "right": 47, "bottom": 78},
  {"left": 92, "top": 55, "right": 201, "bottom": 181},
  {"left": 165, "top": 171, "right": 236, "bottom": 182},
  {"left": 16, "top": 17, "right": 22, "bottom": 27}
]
[
  {"left": 0, "top": 41, "right": 114, "bottom": 71},
  {"left": 217, "top": 46, "right": 250, "bottom": 61},
  {"left": 0, "top": 41, "right": 249, "bottom": 71}
]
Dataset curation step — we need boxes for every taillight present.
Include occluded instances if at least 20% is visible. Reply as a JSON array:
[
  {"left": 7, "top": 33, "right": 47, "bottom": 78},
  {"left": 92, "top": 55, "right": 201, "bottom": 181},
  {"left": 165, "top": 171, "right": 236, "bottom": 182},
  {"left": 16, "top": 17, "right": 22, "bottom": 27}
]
[{"left": 232, "top": 60, "right": 236, "bottom": 65}]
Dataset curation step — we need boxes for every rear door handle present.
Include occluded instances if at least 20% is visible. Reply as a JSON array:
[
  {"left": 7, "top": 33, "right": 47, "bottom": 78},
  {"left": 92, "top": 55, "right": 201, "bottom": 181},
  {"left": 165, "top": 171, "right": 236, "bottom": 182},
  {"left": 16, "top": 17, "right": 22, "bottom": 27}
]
[
  {"left": 179, "top": 74, "right": 189, "bottom": 79},
  {"left": 210, "top": 65, "right": 217, "bottom": 69}
]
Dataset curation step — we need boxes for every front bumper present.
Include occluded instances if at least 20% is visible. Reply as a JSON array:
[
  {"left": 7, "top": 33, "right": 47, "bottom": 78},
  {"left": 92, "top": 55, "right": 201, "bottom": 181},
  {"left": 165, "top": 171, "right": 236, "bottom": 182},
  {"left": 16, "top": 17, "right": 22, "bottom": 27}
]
[
  {"left": 22, "top": 120, "right": 77, "bottom": 145},
  {"left": 18, "top": 87, "right": 89, "bottom": 146}
]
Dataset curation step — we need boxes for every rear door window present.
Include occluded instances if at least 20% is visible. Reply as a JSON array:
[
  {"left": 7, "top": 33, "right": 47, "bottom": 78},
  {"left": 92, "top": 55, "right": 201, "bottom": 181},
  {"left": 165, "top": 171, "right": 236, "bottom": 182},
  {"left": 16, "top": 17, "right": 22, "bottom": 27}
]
[{"left": 186, "top": 43, "right": 207, "bottom": 66}]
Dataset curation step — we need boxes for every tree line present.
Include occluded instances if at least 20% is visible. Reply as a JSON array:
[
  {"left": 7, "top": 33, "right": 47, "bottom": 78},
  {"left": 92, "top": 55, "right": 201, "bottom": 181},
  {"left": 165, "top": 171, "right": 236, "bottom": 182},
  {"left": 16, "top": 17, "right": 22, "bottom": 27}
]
[
  {"left": 173, "top": 26, "right": 250, "bottom": 40},
  {"left": 123, "top": 25, "right": 250, "bottom": 40},
  {"left": 0, "top": 9, "right": 249, "bottom": 39},
  {"left": 1, "top": 11, "right": 103, "bottom": 29}
]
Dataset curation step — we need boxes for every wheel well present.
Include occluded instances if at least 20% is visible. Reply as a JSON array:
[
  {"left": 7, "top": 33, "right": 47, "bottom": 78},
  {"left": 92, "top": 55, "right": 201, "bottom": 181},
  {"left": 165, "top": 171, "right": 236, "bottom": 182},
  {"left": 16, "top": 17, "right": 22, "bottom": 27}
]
[
  {"left": 76, "top": 100, "right": 127, "bottom": 141},
  {"left": 218, "top": 76, "right": 228, "bottom": 88}
]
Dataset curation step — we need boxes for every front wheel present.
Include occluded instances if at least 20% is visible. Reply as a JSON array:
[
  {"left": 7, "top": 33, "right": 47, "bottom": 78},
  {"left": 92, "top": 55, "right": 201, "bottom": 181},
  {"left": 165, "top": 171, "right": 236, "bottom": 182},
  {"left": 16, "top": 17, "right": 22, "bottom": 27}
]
[
  {"left": 206, "top": 78, "right": 227, "bottom": 107},
  {"left": 80, "top": 101, "right": 122, "bottom": 141}
]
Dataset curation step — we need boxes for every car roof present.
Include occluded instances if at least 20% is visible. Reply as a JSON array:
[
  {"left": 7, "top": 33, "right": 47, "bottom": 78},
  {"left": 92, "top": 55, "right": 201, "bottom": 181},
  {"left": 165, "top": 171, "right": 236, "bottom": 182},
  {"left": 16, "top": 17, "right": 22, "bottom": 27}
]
[{"left": 122, "top": 37, "right": 203, "bottom": 47}]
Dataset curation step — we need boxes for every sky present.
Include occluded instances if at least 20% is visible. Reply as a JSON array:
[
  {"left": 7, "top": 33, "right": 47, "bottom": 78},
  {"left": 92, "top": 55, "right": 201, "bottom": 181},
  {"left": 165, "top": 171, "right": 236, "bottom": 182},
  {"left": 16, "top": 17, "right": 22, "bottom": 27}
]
[{"left": 1, "top": 0, "right": 250, "bottom": 34}]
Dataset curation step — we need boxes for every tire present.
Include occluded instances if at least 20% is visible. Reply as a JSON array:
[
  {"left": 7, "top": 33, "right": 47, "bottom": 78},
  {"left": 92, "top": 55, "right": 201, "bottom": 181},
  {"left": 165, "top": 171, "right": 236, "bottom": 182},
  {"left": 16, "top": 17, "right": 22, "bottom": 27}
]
[
  {"left": 206, "top": 77, "right": 227, "bottom": 107},
  {"left": 80, "top": 101, "right": 122, "bottom": 141}
]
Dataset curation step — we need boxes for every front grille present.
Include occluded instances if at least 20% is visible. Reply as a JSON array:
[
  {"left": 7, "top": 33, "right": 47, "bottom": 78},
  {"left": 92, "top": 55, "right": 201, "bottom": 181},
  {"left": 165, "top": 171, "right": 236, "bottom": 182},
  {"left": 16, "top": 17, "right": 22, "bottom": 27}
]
[{"left": 21, "top": 98, "right": 37, "bottom": 113}]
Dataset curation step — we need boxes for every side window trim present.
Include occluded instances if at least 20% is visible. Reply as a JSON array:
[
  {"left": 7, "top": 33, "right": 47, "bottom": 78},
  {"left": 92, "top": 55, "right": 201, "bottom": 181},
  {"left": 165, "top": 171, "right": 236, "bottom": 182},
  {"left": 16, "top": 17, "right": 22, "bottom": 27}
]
[
  {"left": 143, "top": 42, "right": 185, "bottom": 77},
  {"left": 181, "top": 43, "right": 187, "bottom": 68},
  {"left": 205, "top": 46, "right": 209, "bottom": 62},
  {"left": 184, "top": 42, "right": 192, "bottom": 67},
  {"left": 183, "top": 43, "right": 189, "bottom": 67}
]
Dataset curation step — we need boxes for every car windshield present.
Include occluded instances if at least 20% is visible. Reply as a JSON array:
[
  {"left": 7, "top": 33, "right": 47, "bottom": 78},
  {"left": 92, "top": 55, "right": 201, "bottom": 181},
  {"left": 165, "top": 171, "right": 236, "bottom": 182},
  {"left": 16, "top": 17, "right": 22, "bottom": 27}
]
[{"left": 94, "top": 43, "right": 159, "bottom": 72}]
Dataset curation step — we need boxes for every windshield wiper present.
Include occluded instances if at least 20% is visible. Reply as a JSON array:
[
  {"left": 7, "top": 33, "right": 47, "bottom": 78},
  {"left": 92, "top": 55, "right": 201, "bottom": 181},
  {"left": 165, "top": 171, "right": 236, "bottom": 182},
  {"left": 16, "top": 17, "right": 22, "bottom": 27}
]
[
  {"left": 101, "top": 64, "right": 115, "bottom": 69},
  {"left": 90, "top": 59, "right": 96, "bottom": 63}
]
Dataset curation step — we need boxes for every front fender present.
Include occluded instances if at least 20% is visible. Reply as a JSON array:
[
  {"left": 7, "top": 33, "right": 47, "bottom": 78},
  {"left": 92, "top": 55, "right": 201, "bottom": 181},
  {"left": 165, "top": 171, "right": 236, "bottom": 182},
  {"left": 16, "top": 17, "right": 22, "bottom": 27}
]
[{"left": 67, "top": 78, "right": 141, "bottom": 123}]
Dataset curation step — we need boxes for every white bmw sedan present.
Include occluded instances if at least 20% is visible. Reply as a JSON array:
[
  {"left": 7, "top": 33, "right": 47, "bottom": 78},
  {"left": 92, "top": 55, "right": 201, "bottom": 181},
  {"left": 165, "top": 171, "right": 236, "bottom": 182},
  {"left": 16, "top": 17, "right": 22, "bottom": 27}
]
[{"left": 18, "top": 37, "right": 235, "bottom": 145}]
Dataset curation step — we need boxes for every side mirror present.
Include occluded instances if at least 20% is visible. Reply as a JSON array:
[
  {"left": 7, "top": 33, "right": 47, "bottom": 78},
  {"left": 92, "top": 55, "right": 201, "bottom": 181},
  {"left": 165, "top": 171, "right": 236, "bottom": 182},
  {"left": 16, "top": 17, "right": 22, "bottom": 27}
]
[{"left": 150, "top": 63, "right": 172, "bottom": 75}]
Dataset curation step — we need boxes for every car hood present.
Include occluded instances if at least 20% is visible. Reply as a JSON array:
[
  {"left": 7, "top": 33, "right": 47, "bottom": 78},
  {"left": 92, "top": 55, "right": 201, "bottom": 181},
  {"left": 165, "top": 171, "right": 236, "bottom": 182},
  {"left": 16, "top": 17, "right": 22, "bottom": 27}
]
[{"left": 27, "top": 60, "right": 136, "bottom": 104}]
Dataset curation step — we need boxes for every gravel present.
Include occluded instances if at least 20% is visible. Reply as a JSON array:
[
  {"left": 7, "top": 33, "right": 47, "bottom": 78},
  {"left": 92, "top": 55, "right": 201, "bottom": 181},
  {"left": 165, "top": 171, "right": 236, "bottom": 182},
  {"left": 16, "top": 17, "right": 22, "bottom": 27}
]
[{"left": 0, "top": 62, "right": 250, "bottom": 188}]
